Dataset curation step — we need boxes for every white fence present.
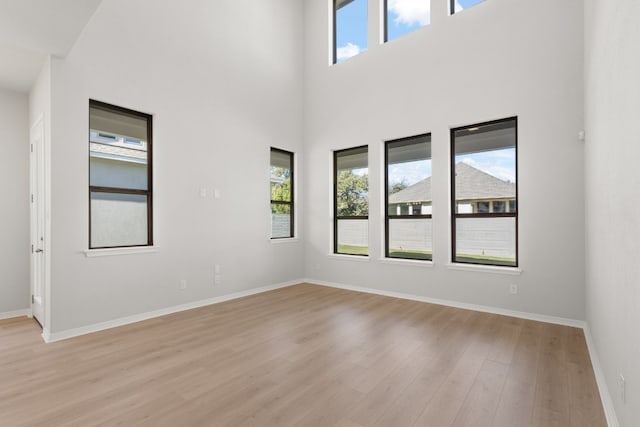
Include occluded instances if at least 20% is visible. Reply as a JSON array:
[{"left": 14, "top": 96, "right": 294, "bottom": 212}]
[{"left": 336, "top": 217, "right": 515, "bottom": 259}]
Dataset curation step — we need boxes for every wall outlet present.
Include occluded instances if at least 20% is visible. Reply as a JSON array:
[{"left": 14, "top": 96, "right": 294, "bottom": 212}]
[
  {"left": 215, "top": 264, "right": 221, "bottom": 274},
  {"left": 509, "top": 284, "right": 518, "bottom": 295},
  {"left": 214, "top": 275, "right": 222, "bottom": 285},
  {"left": 620, "top": 374, "right": 626, "bottom": 403},
  {"left": 179, "top": 279, "right": 187, "bottom": 290},
  {"left": 199, "top": 188, "right": 207, "bottom": 198}
]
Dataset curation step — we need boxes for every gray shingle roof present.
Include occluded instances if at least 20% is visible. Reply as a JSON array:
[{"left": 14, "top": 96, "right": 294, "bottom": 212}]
[{"left": 389, "top": 162, "right": 515, "bottom": 204}]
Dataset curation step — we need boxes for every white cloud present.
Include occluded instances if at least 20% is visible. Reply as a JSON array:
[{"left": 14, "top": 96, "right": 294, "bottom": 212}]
[
  {"left": 388, "top": 0, "right": 430, "bottom": 26},
  {"left": 336, "top": 43, "right": 361, "bottom": 61},
  {"left": 454, "top": 1, "right": 463, "bottom": 12}
]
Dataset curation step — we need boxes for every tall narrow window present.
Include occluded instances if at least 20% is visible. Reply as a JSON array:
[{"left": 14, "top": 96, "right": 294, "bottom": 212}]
[
  {"left": 334, "top": 0, "right": 368, "bottom": 63},
  {"left": 384, "top": 0, "right": 430, "bottom": 43},
  {"left": 450, "top": 0, "right": 485, "bottom": 15},
  {"left": 89, "top": 100, "right": 152, "bottom": 249},
  {"left": 334, "top": 146, "right": 368, "bottom": 255},
  {"left": 270, "top": 148, "right": 294, "bottom": 239},
  {"left": 385, "top": 134, "right": 432, "bottom": 260},
  {"left": 451, "top": 117, "right": 517, "bottom": 267}
]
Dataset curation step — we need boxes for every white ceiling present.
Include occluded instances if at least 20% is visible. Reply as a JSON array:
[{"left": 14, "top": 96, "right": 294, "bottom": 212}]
[{"left": 0, "top": 0, "right": 103, "bottom": 93}]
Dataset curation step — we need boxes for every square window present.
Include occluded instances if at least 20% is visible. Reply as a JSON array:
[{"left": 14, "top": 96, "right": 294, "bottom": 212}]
[{"left": 385, "top": 0, "right": 430, "bottom": 42}]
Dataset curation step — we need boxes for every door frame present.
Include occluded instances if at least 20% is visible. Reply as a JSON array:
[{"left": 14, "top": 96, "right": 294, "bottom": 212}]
[{"left": 29, "top": 113, "right": 51, "bottom": 340}]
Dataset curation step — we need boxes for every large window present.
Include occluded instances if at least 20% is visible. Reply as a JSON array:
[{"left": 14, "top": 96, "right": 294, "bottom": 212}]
[
  {"left": 89, "top": 100, "right": 152, "bottom": 249},
  {"left": 334, "top": 0, "right": 368, "bottom": 63},
  {"left": 450, "top": 0, "right": 485, "bottom": 15},
  {"left": 334, "top": 146, "right": 369, "bottom": 255},
  {"left": 385, "top": 134, "right": 432, "bottom": 260},
  {"left": 384, "top": 0, "right": 430, "bottom": 43},
  {"left": 270, "top": 148, "right": 294, "bottom": 239},
  {"left": 451, "top": 117, "right": 517, "bottom": 266}
]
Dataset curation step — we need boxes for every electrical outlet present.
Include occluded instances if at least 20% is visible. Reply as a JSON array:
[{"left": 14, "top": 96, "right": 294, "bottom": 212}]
[
  {"left": 215, "top": 264, "right": 221, "bottom": 274},
  {"left": 620, "top": 374, "right": 626, "bottom": 403},
  {"left": 214, "top": 275, "right": 222, "bottom": 285},
  {"left": 179, "top": 279, "right": 187, "bottom": 290},
  {"left": 509, "top": 284, "right": 518, "bottom": 295}
]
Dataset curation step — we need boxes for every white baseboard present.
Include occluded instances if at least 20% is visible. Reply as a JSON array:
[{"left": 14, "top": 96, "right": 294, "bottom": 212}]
[
  {"left": 44, "top": 280, "right": 300, "bottom": 343},
  {"left": 583, "top": 325, "right": 620, "bottom": 427},
  {"left": 0, "top": 309, "right": 30, "bottom": 321},
  {"left": 304, "top": 278, "right": 586, "bottom": 328}
]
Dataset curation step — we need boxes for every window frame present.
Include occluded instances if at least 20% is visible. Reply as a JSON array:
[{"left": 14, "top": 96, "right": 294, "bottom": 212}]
[
  {"left": 270, "top": 147, "right": 295, "bottom": 239},
  {"left": 450, "top": 117, "right": 518, "bottom": 267},
  {"left": 334, "top": 145, "right": 369, "bottom": 256},
  {"left": 88, "top": 99, "right": 153, "bottom": 250},
  {"left": 384, "top": 133, "right": 433, "bottom": 261}
]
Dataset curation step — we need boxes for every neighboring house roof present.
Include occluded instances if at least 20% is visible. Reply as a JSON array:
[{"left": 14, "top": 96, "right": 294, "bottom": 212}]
[{"left": 389, "top": 162, "right": 515, "bottom": 204}]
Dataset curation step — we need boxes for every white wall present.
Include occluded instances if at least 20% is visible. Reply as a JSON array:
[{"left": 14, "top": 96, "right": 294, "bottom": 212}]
[
  {"left": 303, "top": 0, "right": 586, "bottom": 320},
  {"left": 0, "top": 88, "right": 29, "bottom": 316},
  {"left": 47, "top": 0, "right": 304, "bottom": 333},
  {"left": 585, "top": 0, "right": 640, "bottom": 425}
]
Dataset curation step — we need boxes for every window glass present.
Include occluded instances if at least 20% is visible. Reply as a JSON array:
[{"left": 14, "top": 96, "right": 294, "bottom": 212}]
[
  {"left": 386, "top": 134, "right": 432, "bottom": 261},
  {"left": 386, "top": 0, "right": 430, "bottom": 42},
  {"left": 334, "top": 0, "right": 368, "bottom": 63},
  {"left": 271, "top": 148, "right": 294, "bottom": 239},
  {"left": 452, "top": 118, "right": 517, "bottom": 266},
  {"left": 89, "top": 100, "right": 152, "bottom": 249},
  {"left": 335, "top": 146, "right": 369, "bottom": 255},
  {"left": 451, "top": 0, "right": 485, "bottom": 14}
]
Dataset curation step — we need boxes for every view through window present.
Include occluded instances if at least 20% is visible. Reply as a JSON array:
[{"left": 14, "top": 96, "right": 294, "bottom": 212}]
[
  {"left": 451, "top": 117, "right": 517, "bottom": 267},
  {"left": 334, "top": 0, "right": 368, "bottom": 63},
  {"left": 334, "top": 146, "right": 369, "bottom": 255},
  {"left": 385, "top": 134, "right": 432, "bottom": 260},
  {"left": 385, "top": 0, "right": 430, "bottom": 42},
  {"left": 89, "top": 100, "right": 152, "bottom": 249},
  {"left": 270, "top": 148, "right": 294, "bottom": 239}
]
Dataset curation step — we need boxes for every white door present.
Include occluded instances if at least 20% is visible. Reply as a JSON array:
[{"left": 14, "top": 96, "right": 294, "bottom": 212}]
[{"left": 30, "top": 116, "right": 45, "bottom": 326}]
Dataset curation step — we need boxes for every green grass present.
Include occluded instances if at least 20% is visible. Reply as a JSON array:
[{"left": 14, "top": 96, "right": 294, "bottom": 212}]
[
  {"left": 336, "top": 245, "right": 515, "bottom": 266},
  {"left": 455, "top": 253, "right": 516, "bottom": 267},
  {"left": 337, "top": 244, "right": 369, "bottom": 256},
  {"left": 388, "top": 249, "right": 432, "bottom": 260}
]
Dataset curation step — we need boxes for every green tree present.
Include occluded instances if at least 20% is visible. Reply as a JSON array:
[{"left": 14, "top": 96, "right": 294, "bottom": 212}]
[
  {"left": 337, "top": 170, "right": 368, "bottom": 216},
  {"left": 271, "top": 167, "right": 291, "bottom": 214},
  {"left": 389, "top": 179, "right": 408, "bottom": 195}
]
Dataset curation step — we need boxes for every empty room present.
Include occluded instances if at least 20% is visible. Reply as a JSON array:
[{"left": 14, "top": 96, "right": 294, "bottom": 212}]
[{"left": 0, "top": 0, "right": 637, "bottom": 425}]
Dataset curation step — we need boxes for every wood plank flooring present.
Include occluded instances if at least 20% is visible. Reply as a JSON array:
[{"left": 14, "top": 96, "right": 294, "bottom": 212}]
[{"left": 0, "top": 283, "right": 606, "bottom": 426}]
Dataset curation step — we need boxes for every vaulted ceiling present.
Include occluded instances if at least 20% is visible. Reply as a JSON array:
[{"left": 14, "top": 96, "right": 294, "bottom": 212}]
[{"left": 0, "top": 0, "right": 102, "bottom": 92}]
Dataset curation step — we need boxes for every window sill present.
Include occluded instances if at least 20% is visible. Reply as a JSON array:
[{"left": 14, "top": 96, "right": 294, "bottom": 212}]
[
  {"left": 446, "top": 263, "right": 522, "bottom": 275},
  {"left": 327, "top": 253, "right": 370, "bottom": 262},
  {"left": 85, "top": 246, "right": 159, "bottom": 258},
  {"left": 379, "top": 258, "right": 434, "bottom": 267},
  {"left": 270, "top": 237, "right": 300, "bottom": 244}
]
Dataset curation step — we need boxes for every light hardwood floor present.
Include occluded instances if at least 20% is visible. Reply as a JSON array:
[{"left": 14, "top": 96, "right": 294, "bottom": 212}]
[{"left": 0, "top": 284, "right": 606, "bottom": 426}]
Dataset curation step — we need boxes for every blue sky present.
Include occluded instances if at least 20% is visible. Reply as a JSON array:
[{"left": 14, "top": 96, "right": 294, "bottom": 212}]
[
  {"left": 456, "top": 147, "right": 516, "bottom": 183},
  {"left": 388, "top": 146, "right": 515, "bottom": 190},
  {"left": 388, "top": 160, "right": 431, "bottom": 187},
  {"left": 336, "top": 0, "right": 485, "bottom": 61}
]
